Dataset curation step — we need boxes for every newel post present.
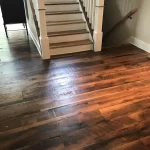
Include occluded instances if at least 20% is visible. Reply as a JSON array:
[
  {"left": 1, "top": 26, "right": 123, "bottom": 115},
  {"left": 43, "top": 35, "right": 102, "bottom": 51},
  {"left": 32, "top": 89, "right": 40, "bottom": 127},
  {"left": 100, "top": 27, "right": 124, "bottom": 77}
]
[
  {"left": 93, "top": 0, "right": 104, "bottom": 52},
  {"left": 37, "top": 0, "right": 50, "bottom": 59}
]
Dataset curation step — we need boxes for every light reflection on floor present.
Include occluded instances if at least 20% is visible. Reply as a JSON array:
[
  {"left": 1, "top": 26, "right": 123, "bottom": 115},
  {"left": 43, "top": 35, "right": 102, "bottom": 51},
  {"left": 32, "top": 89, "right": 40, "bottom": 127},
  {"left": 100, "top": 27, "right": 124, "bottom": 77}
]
[{"left": 0, "top": 8, "right": 29, "bottom": 62}]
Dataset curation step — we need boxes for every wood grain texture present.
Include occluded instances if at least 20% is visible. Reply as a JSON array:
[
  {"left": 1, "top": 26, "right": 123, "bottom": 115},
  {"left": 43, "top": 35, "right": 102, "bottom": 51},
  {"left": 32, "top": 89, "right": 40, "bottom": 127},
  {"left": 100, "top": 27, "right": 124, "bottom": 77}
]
[{"left": 0, "top": 28, "right": 150, "bottom": 150}]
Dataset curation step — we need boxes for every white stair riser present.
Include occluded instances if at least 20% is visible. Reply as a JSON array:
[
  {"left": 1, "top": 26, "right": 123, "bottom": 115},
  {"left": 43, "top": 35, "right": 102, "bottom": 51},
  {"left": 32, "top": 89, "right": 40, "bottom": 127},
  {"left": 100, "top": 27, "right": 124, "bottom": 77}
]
[
  {"left": 49, "top": 33, "right": 89, "bottom": 43},
  {"left": 45, "top": 0, "right": 77, "bottom": 3},
  {"left": 44, "top": 0, "right": 94, "bottom": 56},
  {"left": 46, "top": 13, "right": 82, "bottom": 22},
  {"left": 47, "top": 23, "right": 86, "bottom": 32},
  {"left": 51, "top": 44, "right": 93, "bottom": 55},
  {"left": 45, "top": 4, "right": 79, "bottom": 12}
]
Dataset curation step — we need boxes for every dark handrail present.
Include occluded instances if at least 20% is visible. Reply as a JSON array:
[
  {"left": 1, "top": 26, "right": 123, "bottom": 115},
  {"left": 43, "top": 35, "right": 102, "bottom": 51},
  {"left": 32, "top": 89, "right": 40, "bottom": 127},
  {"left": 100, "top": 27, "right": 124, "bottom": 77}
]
[{"left": 103, "top": 8, "right": 138, "bottom": 42}]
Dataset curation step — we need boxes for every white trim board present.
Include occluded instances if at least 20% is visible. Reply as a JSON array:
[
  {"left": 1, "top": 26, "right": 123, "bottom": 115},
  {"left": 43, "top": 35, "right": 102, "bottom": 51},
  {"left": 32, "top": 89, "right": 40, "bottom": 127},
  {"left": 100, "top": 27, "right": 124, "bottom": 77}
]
[
  {"left": 129, "top": 36, "right": 150, "bottom": 53},
  {"left": 27, "top": 25, "right": 42, "bottom": 56}
]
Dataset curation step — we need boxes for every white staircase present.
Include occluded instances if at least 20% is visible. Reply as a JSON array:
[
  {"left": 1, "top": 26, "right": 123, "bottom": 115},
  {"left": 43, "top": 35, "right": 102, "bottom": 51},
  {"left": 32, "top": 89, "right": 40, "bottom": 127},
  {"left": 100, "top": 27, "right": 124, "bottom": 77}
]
[
  {"left": 44, "top": 0, "right": 93, "bottom": 56},
  {"left": 26, "top": 0, "right": 104, "bottom": 59}
]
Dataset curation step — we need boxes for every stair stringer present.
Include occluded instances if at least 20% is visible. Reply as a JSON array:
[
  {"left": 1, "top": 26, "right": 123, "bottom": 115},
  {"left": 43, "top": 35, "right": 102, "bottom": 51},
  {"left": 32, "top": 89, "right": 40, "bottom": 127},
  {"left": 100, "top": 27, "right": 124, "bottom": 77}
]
[{"left": 77, "top": 0, "right": 94, "bottom": 49}]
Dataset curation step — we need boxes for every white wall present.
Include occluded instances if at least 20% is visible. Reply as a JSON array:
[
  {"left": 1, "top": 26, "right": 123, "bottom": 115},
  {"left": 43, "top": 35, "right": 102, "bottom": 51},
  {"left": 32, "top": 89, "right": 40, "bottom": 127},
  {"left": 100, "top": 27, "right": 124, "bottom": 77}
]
[
  {"left": 129, "top": 0, "right": 150, "bottom": 53},
  {"left": 103, "top": 0, "right": 141, "bottom": 46},
  {"left": 133, "top": 0, "right": 150, "bottom": 44}
]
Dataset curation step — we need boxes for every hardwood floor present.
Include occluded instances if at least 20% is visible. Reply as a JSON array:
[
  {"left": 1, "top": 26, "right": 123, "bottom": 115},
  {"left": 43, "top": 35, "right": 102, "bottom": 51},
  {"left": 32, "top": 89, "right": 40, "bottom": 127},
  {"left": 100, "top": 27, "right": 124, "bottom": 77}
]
[{"left": 0, "top": 28, "right": 150, "bottom": 150}]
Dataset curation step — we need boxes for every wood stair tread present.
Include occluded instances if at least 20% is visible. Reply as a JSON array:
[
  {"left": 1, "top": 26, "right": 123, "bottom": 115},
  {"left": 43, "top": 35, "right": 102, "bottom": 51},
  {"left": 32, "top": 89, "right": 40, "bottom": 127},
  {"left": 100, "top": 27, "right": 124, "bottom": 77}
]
[
  {"left": 50, "top": 40, "right": 93, "bottom": 49},
  {"left": 46, "top": 10, "right": 82, "bottom": 15},
  {"left": 46, "top": 19, "right": 85, "bottom": 26},
  {"left": 48, "top": 29, "right": 89, "bottom": 37},
  {"left": 45, "top": 2, "right": 79, "bottom": 5}
]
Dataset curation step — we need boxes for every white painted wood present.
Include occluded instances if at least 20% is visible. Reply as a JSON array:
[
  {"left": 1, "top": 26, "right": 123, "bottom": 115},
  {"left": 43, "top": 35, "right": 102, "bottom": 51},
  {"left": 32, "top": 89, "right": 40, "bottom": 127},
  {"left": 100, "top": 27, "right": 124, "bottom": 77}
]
[
  {"left": 49, "top": 33, "right": 89, "bottom": 43},
  {"left": 129, "top": 37, "right": 150, "bottom": 53},
  {"left": 45, "top": 0, "right": 77, "bottom": 3},
  {"left": 46, "top": 13, "right": 83, "bottom": 22},
  {"left": 91, "top": 0, "right": 96, "bottom": 29},
  {"left": 51, "top": 44, "right": 93, "bottom": 56},
  {"left": 40, "top": 37, "right": 50, "bottom": 59},
  {"left": 32, "top": 0, "right": 50, "bottom": 59},
  {"left": 96, "top": 0, "right": 104, "bottom": 7},
  {"left": 45, "top": 4, "right": 79, "bottom": 12},
  {"left": 29, "top": 0, "right": 105, "bottom": 57},
  {"left": 27, "top": 24, "right": 42, "bottom": 56},
  {"left": 80, "top": 0, "right": 104, "bottom": 52},
  {"left": 45, "top": 0, "right": 95, "bottom": 56},
  {"left": 77, "top": 0, "right": 93, "bottom": 42},
  {"left": 93, "top": 0, "right": 104, "bottom": 52},
  {"left": 47, "top": 23, "right": 86, "bottom": 32}
]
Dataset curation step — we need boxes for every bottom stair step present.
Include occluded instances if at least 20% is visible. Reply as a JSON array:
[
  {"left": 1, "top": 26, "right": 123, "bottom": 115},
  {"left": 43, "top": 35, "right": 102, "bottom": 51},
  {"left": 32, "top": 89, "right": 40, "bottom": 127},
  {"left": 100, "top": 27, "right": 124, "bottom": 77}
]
[
  {"left": 50, "top": 39, "right": 92, "bottom": 49},
  {"left": 50, "top": 40, "right": 93, "bottom": 56}
]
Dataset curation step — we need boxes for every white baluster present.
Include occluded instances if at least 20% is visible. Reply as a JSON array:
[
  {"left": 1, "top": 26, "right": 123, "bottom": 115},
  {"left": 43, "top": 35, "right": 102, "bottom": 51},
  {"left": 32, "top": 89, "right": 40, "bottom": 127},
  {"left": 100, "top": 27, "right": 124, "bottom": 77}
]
[{"left": 93, "top": 0, "right": 104, "bottom": 52}]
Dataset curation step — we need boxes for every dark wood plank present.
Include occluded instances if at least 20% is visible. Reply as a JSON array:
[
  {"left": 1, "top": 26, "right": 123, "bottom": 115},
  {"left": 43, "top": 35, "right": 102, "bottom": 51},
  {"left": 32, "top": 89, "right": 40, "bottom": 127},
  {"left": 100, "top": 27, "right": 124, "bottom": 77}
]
[{"left": 0, "top": 28, "right": 150, "bottom": 150}]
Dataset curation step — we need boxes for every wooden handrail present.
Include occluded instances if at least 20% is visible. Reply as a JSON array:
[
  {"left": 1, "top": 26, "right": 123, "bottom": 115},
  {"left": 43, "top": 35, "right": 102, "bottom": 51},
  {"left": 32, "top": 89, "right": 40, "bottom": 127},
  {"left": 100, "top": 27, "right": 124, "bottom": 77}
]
[
  {"left": 103, "top": 8, "right": 138, "bottom": 42},
  {"left": 29, "top": 0, "right": 40, "bottom": 38}
]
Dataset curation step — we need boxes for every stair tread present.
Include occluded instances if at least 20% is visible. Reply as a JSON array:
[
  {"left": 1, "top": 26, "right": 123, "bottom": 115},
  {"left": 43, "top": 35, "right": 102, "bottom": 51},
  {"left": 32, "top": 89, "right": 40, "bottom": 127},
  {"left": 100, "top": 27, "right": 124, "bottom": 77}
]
[
  {"left": 45, "top": 2, "right": 79, "bottom": 5},
  {"left": 50, "top": 39, "right": 93, "bottom": 49},
  {"left": 47, "top": 19, "right": 85, "bottom": 26},
  {"left": 46, "top": 10, "right": 82, "bottom": 15},
  {"left": 48, "top": 29, "right": 89, "bottom": 37}
]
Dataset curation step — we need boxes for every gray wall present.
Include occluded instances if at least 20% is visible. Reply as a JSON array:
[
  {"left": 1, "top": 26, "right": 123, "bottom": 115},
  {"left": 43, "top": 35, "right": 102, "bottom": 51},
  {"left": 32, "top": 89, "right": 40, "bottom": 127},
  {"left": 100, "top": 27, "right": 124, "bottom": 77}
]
[
  {"left": 103, "top": 0, "right": 141, "bottom": 46},
  {"left": 133, "top": 0, "right": 150, "bottom": 44}
]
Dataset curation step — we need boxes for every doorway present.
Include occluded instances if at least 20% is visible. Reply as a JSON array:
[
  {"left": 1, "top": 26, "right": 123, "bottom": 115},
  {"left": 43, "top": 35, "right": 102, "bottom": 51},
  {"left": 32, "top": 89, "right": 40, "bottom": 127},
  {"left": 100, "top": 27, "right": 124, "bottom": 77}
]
[{"left": 0, "top": 5, "right": 27, "bottom": 38}]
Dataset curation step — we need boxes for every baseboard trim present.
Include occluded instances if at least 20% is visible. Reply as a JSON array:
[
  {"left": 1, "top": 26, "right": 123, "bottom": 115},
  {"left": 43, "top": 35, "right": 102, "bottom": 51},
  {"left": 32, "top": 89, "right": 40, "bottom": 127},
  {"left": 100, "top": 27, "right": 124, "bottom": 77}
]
[
  {"left": 129, "top": 36, "right": 150, "bottom": 53},
  {"left": 27, "top": 26, "right": 42, "bottom": 56}
]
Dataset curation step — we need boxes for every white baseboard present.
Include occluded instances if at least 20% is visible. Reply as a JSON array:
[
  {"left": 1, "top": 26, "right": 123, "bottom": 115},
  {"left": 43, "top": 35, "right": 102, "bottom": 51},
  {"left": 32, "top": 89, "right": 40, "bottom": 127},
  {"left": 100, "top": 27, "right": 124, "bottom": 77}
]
[
  {"left": 27, "top": 26, "right": 42, "bottom": 56},
  {"left": 129, "top": 36, "right": 150, "bottom": 53}
]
